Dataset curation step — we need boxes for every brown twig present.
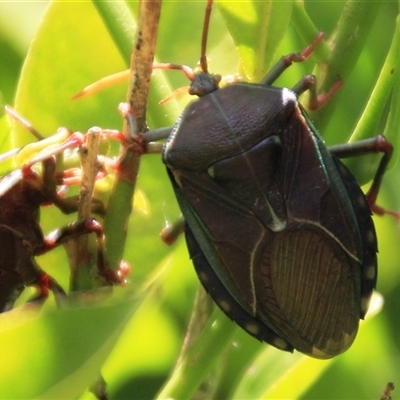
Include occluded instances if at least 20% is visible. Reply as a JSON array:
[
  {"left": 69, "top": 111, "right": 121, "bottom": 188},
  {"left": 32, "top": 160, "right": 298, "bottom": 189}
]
[{"left": 103, "top": 0, "right": 162, "bottom": 269}]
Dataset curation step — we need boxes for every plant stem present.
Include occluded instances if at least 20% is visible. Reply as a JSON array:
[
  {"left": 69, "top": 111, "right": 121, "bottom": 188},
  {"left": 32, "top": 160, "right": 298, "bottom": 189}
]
[{"left": 102, "top": 0, "right": 162, "bottom": 271}]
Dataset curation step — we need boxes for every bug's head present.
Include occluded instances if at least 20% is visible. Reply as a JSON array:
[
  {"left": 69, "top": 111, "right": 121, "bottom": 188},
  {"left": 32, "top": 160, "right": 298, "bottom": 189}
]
[
  {"left": 187, "top": 0, "right": 222, "bottom": 98},
  {"left": 188, "top": 70, "right": 221, "bottom": 97}
]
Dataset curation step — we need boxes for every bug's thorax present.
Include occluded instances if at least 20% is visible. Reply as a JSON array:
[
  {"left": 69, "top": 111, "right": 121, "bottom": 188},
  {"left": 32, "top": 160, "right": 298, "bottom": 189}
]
[{"left": 164, "top": 83, "right": 299, "bottom": 171}]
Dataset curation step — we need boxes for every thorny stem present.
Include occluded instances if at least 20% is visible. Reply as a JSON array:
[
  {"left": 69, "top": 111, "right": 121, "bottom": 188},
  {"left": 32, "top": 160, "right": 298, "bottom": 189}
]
[
  {"left": 66, "top": 130, "right": 101, "bottom": 290},
  {"left": 103, "top": 0, "right": 162, "bottom": 270}
]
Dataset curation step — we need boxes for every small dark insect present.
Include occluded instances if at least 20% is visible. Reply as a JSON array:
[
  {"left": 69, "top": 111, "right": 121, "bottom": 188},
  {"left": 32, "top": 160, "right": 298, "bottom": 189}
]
[
  {"left": 0, "top": 109, "right": 127, "bottom": 312},
  {"left": 151, "top": 0, "right": 397, "bottom": 358}
]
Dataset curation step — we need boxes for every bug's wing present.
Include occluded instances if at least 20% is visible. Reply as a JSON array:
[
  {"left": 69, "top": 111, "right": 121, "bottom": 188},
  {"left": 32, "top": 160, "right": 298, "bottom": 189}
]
[
  {"left": 267, "top": 110, "right": 377, "bottom": 357},
  {"left": 185, "top": 223, "right": 294, "bottom": 353},
  {"left": 168, "top": 167, "right": 294, "bottom": 353},
  {"left": 167, "top": 112, "right": 373, "bottom": 358},
  {"left": 169, "top": 168, "right": 268, "bottom": 314},
  {"left": 254, "top": 226, "right": 361, "bottom": 358}
]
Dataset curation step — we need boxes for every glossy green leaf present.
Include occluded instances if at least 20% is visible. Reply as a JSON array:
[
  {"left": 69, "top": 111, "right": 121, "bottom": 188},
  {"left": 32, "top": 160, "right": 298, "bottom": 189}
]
[
  {"left": 217, "top": 0, "right": 293, "bottom": 81},
  {"left": 345, "top": 13, "right": 400, "bottom": 184},
  {"left": 13, "top": 2, "right": 125, "bottom": 144},
  {"left": 0, "top": 291, "right": 139, "bottom": 399}
]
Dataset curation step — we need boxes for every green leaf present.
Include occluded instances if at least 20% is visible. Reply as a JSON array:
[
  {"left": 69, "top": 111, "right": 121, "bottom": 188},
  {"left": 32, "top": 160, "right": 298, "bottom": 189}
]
[
  {"left": 344, "top": 13, "right": 400, "bottom": 184},
  {"left": 0, "top": 291, "right": 139, "bottom": 399},
  {"left": 217, "top": 0, "right": 294, "bottom": 81}
]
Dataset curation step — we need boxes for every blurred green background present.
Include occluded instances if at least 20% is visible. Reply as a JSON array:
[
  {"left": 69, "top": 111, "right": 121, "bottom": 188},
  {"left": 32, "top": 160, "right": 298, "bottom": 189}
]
[{"left": 0, "top": 1, "right": 400, "bottom": 399}]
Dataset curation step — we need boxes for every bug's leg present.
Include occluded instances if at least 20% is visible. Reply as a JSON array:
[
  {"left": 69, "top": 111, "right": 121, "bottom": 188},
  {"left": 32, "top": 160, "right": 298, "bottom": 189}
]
[
  {"left": 0, "top": 231, "right": 67, "bottom": 312},
  {"left": 36, "top": 219, "right": 128, "bottom": 284},
  {"left": 116, "top": 77, "right": 181, "bottom": 243},
  {"left": 20, "top": 154, "right": 106, "bottom": 216},
  {"left": 160, "top": 214, "right": 186, "bottom": 245},
  {"left": 41, "top": 155, "right": 106, "bottom": 216},
  {"left": 261, "top": 32, "right": 325, "bottom": 86},
  {"left": 9, "top": 105, "right": 125, "bottom": 172},
  {"left": 117, "top": 102, "right": 172, "bottom": 153},
  {"left": 32, "top": 271, "right": 67, "bottom": 308},
  {"left": 329, "top": 135, "right": 400, "bottom": 219},
  {"left": 15, "top": 257, "right": 68, "bottom": 311},
  {"left": 261, "top": 33, "right": 342, "bottom": 110},
  {"left": 143, "top": 126, "right": 173, "bottom": 153},
  {"left": 116, "top": 102, "right": 148, "bottom": 155},
  {"left": 291, "top": 74, "right": 343, "bottom": 110},
  {"left": 125, "top": 90, "right": 182, "bottom": 244},
  {"left": 18, "top": 123, "right": 126, "bottom": 216}
]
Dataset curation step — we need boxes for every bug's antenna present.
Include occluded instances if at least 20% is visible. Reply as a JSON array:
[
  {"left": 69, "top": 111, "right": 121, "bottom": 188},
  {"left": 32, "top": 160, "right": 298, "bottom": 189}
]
[{"left": 200, "top": 0, "right": 213, "bottom": 74}]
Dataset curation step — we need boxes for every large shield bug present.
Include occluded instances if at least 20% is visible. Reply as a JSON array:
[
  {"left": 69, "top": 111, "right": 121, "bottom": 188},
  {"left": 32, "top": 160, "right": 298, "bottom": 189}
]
[{"left": 157, "top": 0, "right": 399, "bottom": 359}]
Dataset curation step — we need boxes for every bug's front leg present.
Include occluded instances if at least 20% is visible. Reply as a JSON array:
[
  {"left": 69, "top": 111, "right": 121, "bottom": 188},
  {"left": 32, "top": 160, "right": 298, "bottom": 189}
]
[
  {"left": 36, "top": 219, "right": 128, "bottom": 285},
  {"left": 36, "top": 155, "right": 107, "bottom": 216},
  {"left": 261, "top": 32, "right": 323, "bottom": 85}
]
